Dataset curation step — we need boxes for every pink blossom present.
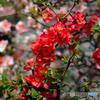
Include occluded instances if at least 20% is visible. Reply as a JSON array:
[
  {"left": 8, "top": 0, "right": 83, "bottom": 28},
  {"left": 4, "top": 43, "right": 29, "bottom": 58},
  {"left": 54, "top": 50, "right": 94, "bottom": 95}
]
[
  {"left": 2, "top": 55, "right": 14, "bottom": 67},
  {"left": 16, "top": 21, "right": 27, "bottom": 32},
  {"left": 27, "top": 16, "right": 36, "bottom": 28},
  {"left": 0, "top": 40, "right": 8, "bottom": 52},
  {"left": 0, "top": 20, "right": 12, "bottom": 32}
]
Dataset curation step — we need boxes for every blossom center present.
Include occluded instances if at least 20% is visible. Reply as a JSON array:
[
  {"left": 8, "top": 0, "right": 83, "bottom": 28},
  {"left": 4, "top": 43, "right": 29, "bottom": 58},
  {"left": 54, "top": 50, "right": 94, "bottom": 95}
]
[
  {"left": 94, "top": 16, "right": 97, "bottom": 20},
  {"left": 44, "top": 14, "right": 48, "bottom": 18},
  {"left": 35, "top": 77, "right": 40, "bottom": 82}
]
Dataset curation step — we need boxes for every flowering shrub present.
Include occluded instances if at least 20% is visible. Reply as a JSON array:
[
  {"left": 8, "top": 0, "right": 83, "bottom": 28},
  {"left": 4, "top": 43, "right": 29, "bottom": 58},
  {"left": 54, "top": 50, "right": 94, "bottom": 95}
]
[{"left": 0, "top": 0, "right": 100, "bottom": 100}]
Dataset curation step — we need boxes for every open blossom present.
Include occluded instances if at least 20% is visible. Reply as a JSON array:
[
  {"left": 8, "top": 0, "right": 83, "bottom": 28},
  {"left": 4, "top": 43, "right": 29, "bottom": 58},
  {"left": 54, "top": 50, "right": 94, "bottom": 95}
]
[
  {"left": 0, "top": 40, "right": 8, "bottom": 52},
  {"left": 23, "top": 58, "right": 34, "bottom": 71},
  {"left": 0, "top": 20, "right": 12, "bottom": 32},
  {"left": 42, "top": 8, "right": 53, "bottom": 23},
  {"left": 82, "top": 21, "right": 95, "bottom": 35},
  {"left": 2, "top": 55, "right": 14, "bottom": 67},
  {"left": 15, "top": 21, "right": 27, "bottom": 32},
  {"left": 90, "top": 13, "right": 100, "bottom": 23},
  {"left": 27, "top": 16, "right": 36, "bottom": 28},
  {"left": 25, "top": 74, "right": 43, "bottom": 88},
  {"left": 92, "top": 48, "right": 100, "bottom": 67}
]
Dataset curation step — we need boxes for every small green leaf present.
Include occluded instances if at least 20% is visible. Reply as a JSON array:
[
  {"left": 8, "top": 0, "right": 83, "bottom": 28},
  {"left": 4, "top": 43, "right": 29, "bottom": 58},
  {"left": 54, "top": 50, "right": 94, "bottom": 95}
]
[
  {"left": 43, "top": 78, "right": 47, "bottom": 84},
  {"left": 2, "top": 74, "right": 8, "bottom": 82},
  {"left": 59, "top": 14, "right": 65, "bottom": 18},
  {"left": 46, "top": 70, "right": 51, "bottom": 76},
  {"left": 42, "top": 2, "right": 46, "bottom": 6},
  {"left": 18, "top": 87, "right": 23, "bottom": 94},
  {"left": 7, "top": 86, "right": 14, "bottom": 91},
  {"left": 28, "top": 89, "right": 31, "bottom": 95},
  {"left": 51, "top": 68, "right": 55, "bottom": 75},
  {"left": 69, "top": 42, "right": 74, "bottom": 45},
  {"left": 91, "top": 31, "right": 96, "bottom": 35},
  {"left": 75, "top": 55, "right": 80, "bottom": 59},
  {"left": 48, "top": 77, "right": 57, "bottom": 84},
  {"left": 75, "top": 45, "right": 79, "bottom": 52},
  {"left": 92, "top": 25, "right": 99, "bottom": 30},
  {"left": 64, "top": 59, "right": 68, "bottom": 64},
  {"left": 83, "top": 78, "right": 86, "bottom": 82},
  {"left": 31, "top": 88, "right": 37, "bottom": 98},
  {"left": 41, "top": 71, "right": 45, "bottom": 76}
]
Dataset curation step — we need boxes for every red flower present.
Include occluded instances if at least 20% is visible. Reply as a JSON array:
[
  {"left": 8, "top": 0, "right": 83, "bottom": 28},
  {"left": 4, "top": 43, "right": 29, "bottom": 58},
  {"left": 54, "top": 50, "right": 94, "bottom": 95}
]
[
  {"left": 18, "top": 86, "right": 28, "bottom": 100},
  {"left": 31, "top": 74, "right": 43, "bottom": 88},
  {"left": 23, "top": 58, "right": 34, "bottom": 71},
  {"left": 90, "top": 13, "right": 100, "bottom": 23},
  {"left": 92, "top": 48, "right": 100, "bottom": 65},
  {"left": 67, "top": 12, "right": 86, "bottom": 32},
  {"left": 18, "top": 94, "right": 26, "bottom": 100},
  {"left": 37, "top": 67, "right": 48, "bottom": 76},
  {"left": 55, "top": 11, "right": 66, "bottom": 22},
  {"left": 54, "top": 22, "right": 72, "bottom": 46},
  {"left": 73, "top": 12, "right": 86, "bottom": 25},
  {"left": 40, "top": 91, "right": 52, "bottom": 98},
  {"left": 42, "top": 8, "right": 53, "bottom": 23},
  {"left": 82, "top": 21, "right": 95, "bottom": 35}
]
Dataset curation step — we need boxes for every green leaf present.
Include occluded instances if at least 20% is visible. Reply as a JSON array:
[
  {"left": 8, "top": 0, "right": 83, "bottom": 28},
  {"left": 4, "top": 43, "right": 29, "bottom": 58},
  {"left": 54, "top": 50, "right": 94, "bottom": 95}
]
[
  {"left": 69, "top": 42, "right": 74, "bottom": 45},
  {"left": 92, "top": 25, "right": 99, "bottom": 30},
  {"left": 59, "top": 14, "right": 65, "bottom": 18},
  {"left": 43, "top": 78, "right": 47, "bottom": 84},
  {"left": 31, "top": 88, "right": 37, "bottom": 98},
  {"left": 42, "top": 2, "right": 46, "bottom": 6},
  {"left": 41, "top": 71, "right": 45, "bottom": 76},
  {"left": 46, "top": 70, "right": 51, "bottom": 76},
  {"left": 17, "top": 73, "right": 23, "bottom": 84},
  {"left": 51, "top": 68, "right": 55, "bottom": 75},
  {"left": 48, "top": 77, "right": 57, "bottom": 84},
  {"left": 28, "top": 89, "right": 31, "bottom": 95},
  {"left": 18, "top": 87, "right": 23, "bottom": 94},
  {"left": 64, "top": 59, "right": 68, "bottom": 64},
  {"left": 7, "top": 86, "right": 14, "bottom": 91},
  {"left": 97, "top": 19, "right": 100, "bottom": 26},
  {"left": 75, "top": 45, "right": 79, "bottom": 52},
  {"left": 83, "top": 78, "right": 86, "bottom": 82},
  {"left": 82, "top": 85, "right": 86, "bottom": 90},
  {"left": 91, "top": 31, "right": 96, "bottom": 35},
  {"left": 75, "top": 41, "right": 80, "bottom": 45},
  {"left": 2, "top": 74, "right": 8, "bottom": 82},
  {"left": 3, "top": 84, "right": 9, "bottom": 88},
  {"left": 47, "top": 3, "right": 51, "bottom": 7},
  {"left": 75, "top": 55, "right": 80, "bottom": 59}
]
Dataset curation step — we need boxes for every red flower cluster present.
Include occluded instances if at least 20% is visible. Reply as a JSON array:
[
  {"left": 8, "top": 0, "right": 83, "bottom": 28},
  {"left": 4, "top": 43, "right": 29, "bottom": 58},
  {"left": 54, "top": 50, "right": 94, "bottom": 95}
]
[
  {"left": 22, "top": 10, "right": 88, "bottom": 99},
  {"left": 67, "top": 12, "right": 86, "bottom": 31},
  {"left": 82, "top": 13, "right": 100, "bottom": 35}
]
